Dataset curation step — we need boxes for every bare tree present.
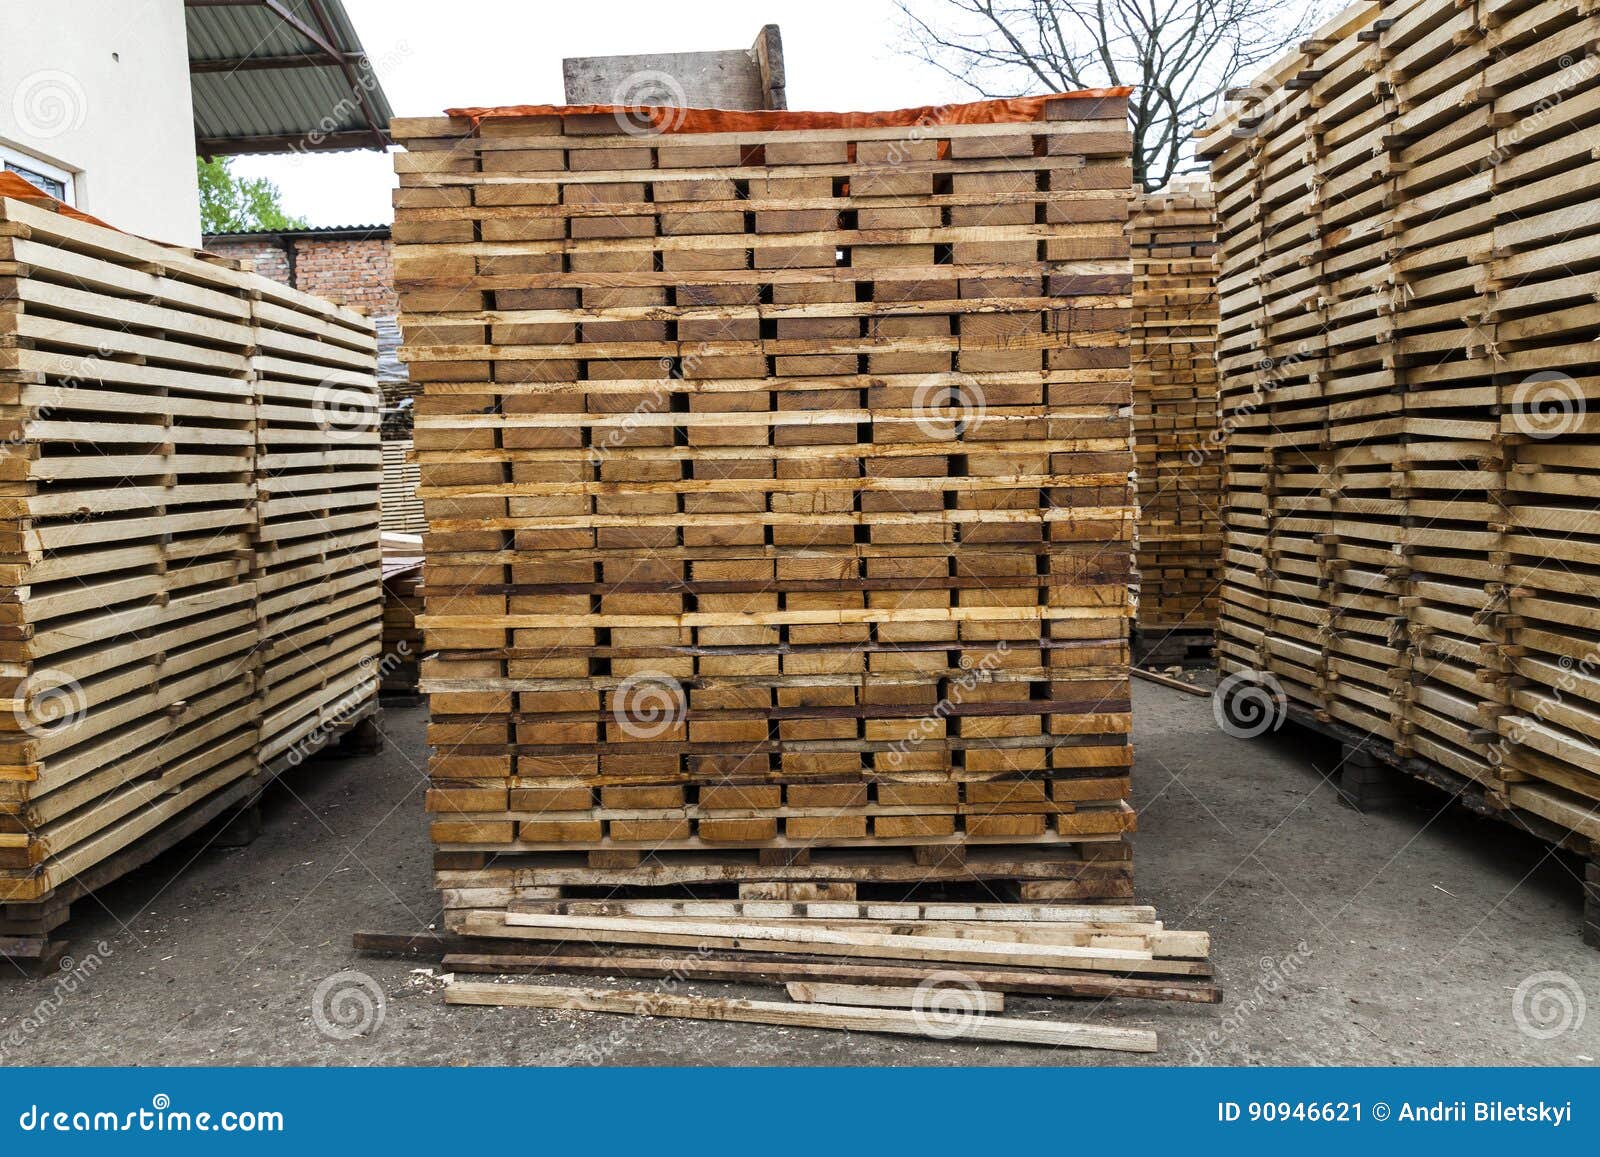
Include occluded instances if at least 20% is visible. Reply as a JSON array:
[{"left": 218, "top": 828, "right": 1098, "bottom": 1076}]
[{"left": 897, "top": 0, "right": 1323, "bottom": 189}]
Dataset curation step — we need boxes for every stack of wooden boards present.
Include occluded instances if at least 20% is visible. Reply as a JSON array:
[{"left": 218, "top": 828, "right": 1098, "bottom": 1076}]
[
  {"left": 381, "top": 535, "right": 423, "bottom": 700},
  {"left": 1128, "top": 184, "right": 1221, "bottom": 653},
  {"left": 362, "top": 900, "right": 1217, "bottom": 1052},
  {"left": 391, "top": 92, "right": 1141, "bottom": 928},
  {"left": 1200, "top": 0, "right": 1600, "bottom": 856},
  {"left": 0, "top": 186, "right": 381, "bottom": 952}
]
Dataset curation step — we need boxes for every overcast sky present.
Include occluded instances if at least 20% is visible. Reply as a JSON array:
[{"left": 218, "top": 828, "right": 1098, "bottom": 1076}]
[{"left": 231, "top": 0, "right": 974, "bottom": 227}]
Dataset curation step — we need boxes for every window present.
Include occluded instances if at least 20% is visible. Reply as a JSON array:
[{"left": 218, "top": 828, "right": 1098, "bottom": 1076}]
[{"left": 0, "top": 145, "right": 74, "bottom": 203}]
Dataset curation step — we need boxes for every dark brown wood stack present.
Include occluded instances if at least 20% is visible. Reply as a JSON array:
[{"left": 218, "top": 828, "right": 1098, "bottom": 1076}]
[{"left": 391, "top": 93, "right": 1141, "bottom": 930}]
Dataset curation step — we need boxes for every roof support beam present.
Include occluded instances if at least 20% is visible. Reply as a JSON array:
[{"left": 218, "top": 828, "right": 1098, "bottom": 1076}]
[
  {"left": 196, "top": 129, "right": 387, "bottom": 155},
  {"left": 302, "top": 0, "right": 390, "bottom": 145},
  {"left": 190, "top": 51, "right": 362, "bottom": 74}
]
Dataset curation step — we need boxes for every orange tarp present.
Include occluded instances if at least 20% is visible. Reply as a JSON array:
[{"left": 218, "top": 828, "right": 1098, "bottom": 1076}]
[
  {"left": 445, "top": 89, "right": 1131, "bottom": 133},
  {"left": 0, "top": 170, "right": 117, "bottom": 231}
]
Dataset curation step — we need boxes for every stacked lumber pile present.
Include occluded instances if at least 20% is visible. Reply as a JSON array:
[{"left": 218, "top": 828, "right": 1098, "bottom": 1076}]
[
  {"left": 1200, "top": 0, "right": 1600, "bottom": 848},
  {"left": 391, "top": 92, "right": 1140, "bottom": 927},
  {"left": 1128, "top": 183, "right": 1221, "bottom": 647},
  {"left": 252, "top": 279, "right": 384, "bottom": 763},
  {"left": 380, "top": 439, "right": 426, "bottom": 534},
  {"left": 0, "top": 184, "right": 380, "bottom": 953},
  {"left": 381, "top": 536, "right": 423, "bottom": 699},
  {"left": 444, "top": 900, "right": 1215, "bottom": 1052}
]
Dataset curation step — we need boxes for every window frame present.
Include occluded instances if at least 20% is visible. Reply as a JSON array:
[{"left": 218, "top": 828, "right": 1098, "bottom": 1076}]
[{"left": 0, "top": 143, "right": 76, "bottom": 204}]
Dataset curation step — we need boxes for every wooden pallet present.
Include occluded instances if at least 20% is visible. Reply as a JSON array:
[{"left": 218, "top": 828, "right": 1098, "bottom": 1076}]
[
  {"left": 1200, "top": 0, "right": 1600, "bottom": 863},
  {"left": 391, "top": 94, "right": 1144, "bottom": 930},
  {"left": 0, "top": 184, "right": 382, "bottom": 954},
  {"left": 1129, "top": 183, "right": 1221, "bottom": 638},
  {"left": 0, "top": 696, "right": 380, "bottom": 972}
]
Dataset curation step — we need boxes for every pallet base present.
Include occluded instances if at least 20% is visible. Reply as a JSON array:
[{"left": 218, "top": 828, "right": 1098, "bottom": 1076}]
[
  {"left": 1219, "top": 685, "right": 1600, "bottom": 949},
  {"left": 0, "top": 698, "right": 383, "bottom": 975},
  {"left": 1133, "top": 626, "right": 1214, "bottom": 668},
  {"left": 437, "top": 840, "right": 1136, "bottom": 930}
]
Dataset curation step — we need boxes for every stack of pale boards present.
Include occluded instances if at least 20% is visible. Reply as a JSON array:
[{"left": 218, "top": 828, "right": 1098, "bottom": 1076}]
[{"left": 371, "top": 899, "right": 1216, "bottom": 1055}]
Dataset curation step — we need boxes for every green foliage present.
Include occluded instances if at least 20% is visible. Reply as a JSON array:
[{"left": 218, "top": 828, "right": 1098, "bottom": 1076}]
[{"left": 196, "top": 157, "right": 308, "bottom": 234}]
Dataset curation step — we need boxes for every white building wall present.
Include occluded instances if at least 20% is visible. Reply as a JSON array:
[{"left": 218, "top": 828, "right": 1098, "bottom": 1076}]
[{"left": 0, "top": 0, "right": 200, "bottom": 246}]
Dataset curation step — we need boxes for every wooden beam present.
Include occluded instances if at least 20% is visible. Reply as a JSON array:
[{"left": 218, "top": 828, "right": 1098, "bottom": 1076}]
[
  {"left": 492, "top": 911, "right": 1208, "bottom": 974},
  {"left": 445, "top": 981, "right": 1158, "bottom": 1053},
  {"left": 190, "top": 52, "right": 360, "bottom": 74},
  {"left": 196, "top": 130, "right": 388, "bottom": 155},
  {"left": 785, "top": 981, "right": 1005, "bottom": 1012}
]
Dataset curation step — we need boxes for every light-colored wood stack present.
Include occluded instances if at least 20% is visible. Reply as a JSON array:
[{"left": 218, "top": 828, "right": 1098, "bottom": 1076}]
[
  {"left": 380, "top": 439, "right": 426, "bottom": 533},
  {"left": 1200, "top": 0, "right": 1600, "bottom": 850},
  {"left": 0, "top": 194, "right": 262, "bottom": 911},
  {"left": 0, "top": 185, "right": 380, "bottom": 954},
  {"left": 252, "top": 279, "right": 383, "bottom": 764},
  {"left": 392, "top": 92, "right": 1142, "bottom": 926},
  {"left": 1128, "top": 183, "right": 1221, "bottom": 647}
]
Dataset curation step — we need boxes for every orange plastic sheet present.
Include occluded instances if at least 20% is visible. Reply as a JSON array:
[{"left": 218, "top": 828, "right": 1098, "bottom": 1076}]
[
  {"left": 445, "top": 89, "right": 1131, "bottom": 133},
  {"left": 0, "top": 171, "right": 117, "bottom": 231}
]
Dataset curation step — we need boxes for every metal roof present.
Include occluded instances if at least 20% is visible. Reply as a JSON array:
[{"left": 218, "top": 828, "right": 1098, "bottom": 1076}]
[
  {"left": 203, "top": 223, "right": 391, "bottom": 241},
  {"left": 186, "top": 0, "right": 394, "bottom": 155}
]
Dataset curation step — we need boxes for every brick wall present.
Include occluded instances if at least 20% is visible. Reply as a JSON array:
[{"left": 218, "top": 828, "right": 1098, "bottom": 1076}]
[
  {"left": 202, "top": 233, "right": 397, "bottom": 314},
  {"left": 293, "top": 238, "right": 398, "bottom": 315},
  {"left": 207, "top": 238, "right": 292, "bottom": 286}
]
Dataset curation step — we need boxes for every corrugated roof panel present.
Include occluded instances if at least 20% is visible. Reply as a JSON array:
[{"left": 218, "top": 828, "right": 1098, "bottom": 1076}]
[{"left": 186, "top": 0, "right": 394, "bottom": 154}]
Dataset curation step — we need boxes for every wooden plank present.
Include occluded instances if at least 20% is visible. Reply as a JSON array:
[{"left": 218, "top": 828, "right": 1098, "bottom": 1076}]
[{"left": 445, "top": 980, "right": 1158, "bottom": 1052}]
